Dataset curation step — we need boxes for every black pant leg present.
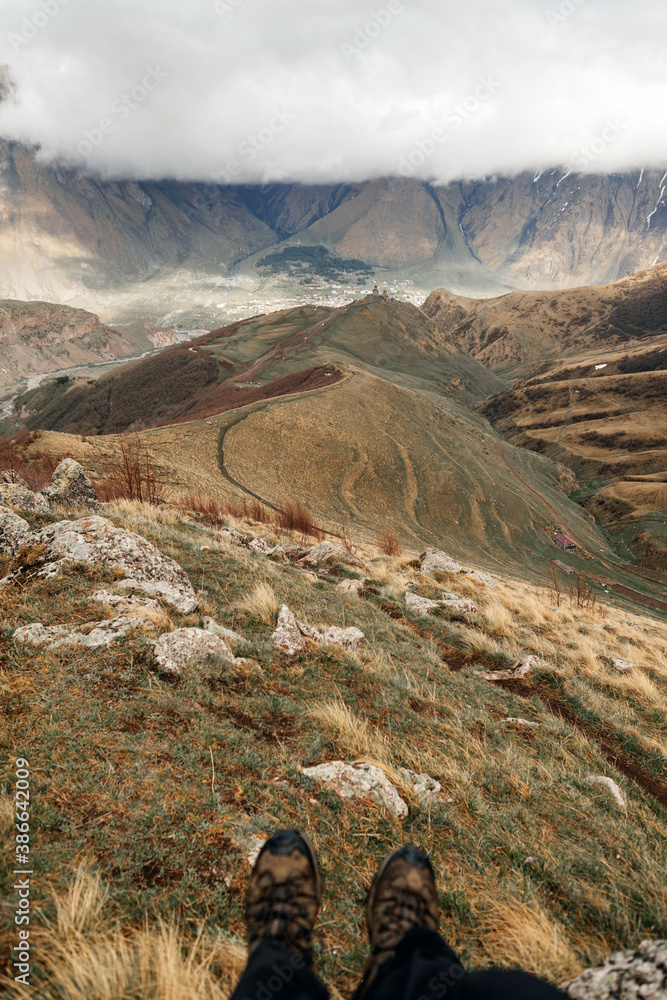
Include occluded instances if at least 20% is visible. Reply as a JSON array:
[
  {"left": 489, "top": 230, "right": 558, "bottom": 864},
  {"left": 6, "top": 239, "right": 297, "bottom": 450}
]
[
  {"left": 363, "top": 928, "right": 566, "bottom": 1000},
  {"left": 230, "top": 942, "right": 329, "bottom": 1000}
]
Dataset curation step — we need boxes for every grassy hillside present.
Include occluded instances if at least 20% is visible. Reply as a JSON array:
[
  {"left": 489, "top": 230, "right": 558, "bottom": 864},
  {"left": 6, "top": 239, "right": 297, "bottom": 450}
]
[
  {"left": 480, "top": 336, "right": 667, "bottom": 570},
  {"left": 423, "top": 261, "right": 667, "bottom": 377},
  {"left": 1, "top": 498, "right": 666, "bottom": 997}
]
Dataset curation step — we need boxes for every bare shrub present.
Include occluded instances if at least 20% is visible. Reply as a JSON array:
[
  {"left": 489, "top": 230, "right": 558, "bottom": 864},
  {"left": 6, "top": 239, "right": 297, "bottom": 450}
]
[
  {"left": 99, "top": 435, "right": 169, "bottom": 506},
  {"left": 0, "top": 432, "right": 63, "bottom": 490},
  {"left": 378, "top": 525, "right": 402, "bottom": 557},
  {"left": 275, "top": 502, "right": 323, "bottom": 539},
  {"left": 179, "top": 491, "right": 227, "bottom": 528}
]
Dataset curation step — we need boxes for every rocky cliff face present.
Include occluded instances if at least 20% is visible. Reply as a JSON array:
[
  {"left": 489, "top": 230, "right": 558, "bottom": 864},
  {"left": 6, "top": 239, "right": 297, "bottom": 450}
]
[
  {"left": 0, "top": 299, "right": 181, "bottom": 390},
  {"left": 0, "top": 139, "right": 665, "bottom": 308}
]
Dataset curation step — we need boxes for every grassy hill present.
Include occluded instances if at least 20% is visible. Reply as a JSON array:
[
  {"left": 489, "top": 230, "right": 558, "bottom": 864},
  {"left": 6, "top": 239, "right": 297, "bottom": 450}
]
[
  {"left": 423, "top": 261, "right": 667, "bottom": 378},
  {"left": 1, "top": 495, "right": 666, "bottom": 997}
]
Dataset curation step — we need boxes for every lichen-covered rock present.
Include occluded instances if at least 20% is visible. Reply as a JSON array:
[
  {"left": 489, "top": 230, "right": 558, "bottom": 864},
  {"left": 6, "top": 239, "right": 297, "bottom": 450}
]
[
  {"left": 0, "top": 504, "right": 31, "bottom": 555},
  {"left": 562, "top": 939, "right": 667, "bottom": 1000},
  {"left": 301, "top": 761, "right": 408, "bottom": 818},
  {"left": 40, "top": 458, "right": 101, "bottom": 511},
  {"left": 271, "top": 605, "right": 365, "bottom": 655},
  {"left": 481, "top": 655, "right": 549, "bottom": 682},
  {"left": 13, "top": 614, "right": 157, "bottom": 651},
  {"left": 29, "top": 516, "right": 197, "bottom": 613},
  {"left": 202, "top": 616, "right": 249, "bottom": 645},
  {"left": 420, "top": 548, "right": 465, "bottom": 575},
  {"left": 420, "top": 548, "right": 495, "bottom": 588},
  {"left": 406, "top": 591, "right": 476, "bottom": 615},
  {"left": 398, "top": 767, "right": 453, "bottom": 805},
  {"left": 299, "top": 541, "right": 363, "bottom": 569},
  {"left": 153, "top": 628, "right": 259, "bottom": 675},
  {"left": 0, "top": 481, "right": 50, "bottom": 514},
  {"left": 91, "top": 590, "right": 161, "bottom": 613},
  {"left": 272, "top": 605, "right": 306, "bottom": 654}
]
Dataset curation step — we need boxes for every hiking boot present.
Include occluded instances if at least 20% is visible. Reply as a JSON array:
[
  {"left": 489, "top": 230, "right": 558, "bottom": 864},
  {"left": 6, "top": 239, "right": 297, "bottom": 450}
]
[
  {"left": 357, "top": 845, "right": 440, "bottom": 996},
  {"left": 245, "top": 829, "right": 322, "bottom": 964}
]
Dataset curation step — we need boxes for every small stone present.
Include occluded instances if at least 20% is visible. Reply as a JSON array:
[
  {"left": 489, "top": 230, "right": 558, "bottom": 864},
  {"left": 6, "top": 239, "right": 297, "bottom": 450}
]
[
  {"left": 13, "top": 614, "right": 157, "bottom": 651},
  {"left": 613, "top": 659, "right": 634, "bottom": 673},
  {"left": 585, "top": 776, "right": 626, "bottom": 810},
  {"left": 272, "top": 605, "right": 306, "bottom": 655},
  {"left": 202, "top": 616, "right": 249, "bottom": 645},
  {"left": 301, "top": 761, "right": 408, "bottom": 819},
  {"left": 481, "top": 655, "right": 549, "bottom": 682},
  {"left": 420, "top": 548, "right": 495, "bottom": 588},
  {"left": 245, "top": 835, "right": 267, "bottom": 868},
  {"left": 504, "top": 718, "right": 540, "bottom": 728}
]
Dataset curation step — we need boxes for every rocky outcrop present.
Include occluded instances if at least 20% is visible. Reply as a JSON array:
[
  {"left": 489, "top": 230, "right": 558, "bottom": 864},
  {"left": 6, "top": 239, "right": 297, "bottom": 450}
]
[
  {"left": 29, "top": 516, "right": 197, "bottom": 613},
  {"left": 13, "top": 613, "right": 157, "bottom": 651},
  {"left": 40, "top": 459, "right": 101, "bottom": 511},
  {"left": 0, "top": 474, "right": 50, "bottom": 514},
  {"left": 0, "top": 505, "right": 31, "bottom": 555},
  {"left": 153, "top": 628, "right": 260, "bottom": 676},
  {"left": 562, "top": 939, "right": 667, "bottom": 1000},
  {"left": 420, "top": 548, "right": 495, "bottom": 588},
  {"left": 406, "top": 591, "right": 477, "bottom": 615},
  {"left": 271, "top": 605, "right": 364, "bottom": 655},
  {"left": 301, "top": 761, "right": 408, "bottom": 819},
  {"left": 299, "top": 541, "right": 363, "bottom": 569}
]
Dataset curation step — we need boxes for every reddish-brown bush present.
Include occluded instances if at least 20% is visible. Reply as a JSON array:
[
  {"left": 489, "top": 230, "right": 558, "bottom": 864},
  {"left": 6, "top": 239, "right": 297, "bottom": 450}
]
[{"left": 378, "top": 525, "right": 403, "bottom": 557}]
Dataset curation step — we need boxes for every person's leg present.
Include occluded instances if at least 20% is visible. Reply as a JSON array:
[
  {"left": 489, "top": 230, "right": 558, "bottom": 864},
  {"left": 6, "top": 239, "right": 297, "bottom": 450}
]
[
  {"left": 354, "top": 846, "right": 565, "bottom": 1000},
  {"left": 229, "top": 830, "right": 329, "bottom": 1000}
]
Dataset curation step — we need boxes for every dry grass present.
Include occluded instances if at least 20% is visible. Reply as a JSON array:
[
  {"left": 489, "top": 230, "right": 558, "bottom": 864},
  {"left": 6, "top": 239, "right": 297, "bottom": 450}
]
[
  {"left": 6, "top": 870, "right": 246, "bottom": 1000},
  {"left": 479, "top": 895, "right": 585, "bottom": 983},
  {"left": 236, "top": 582, "right": 279, "bottom": 623},
  {"left": 308, "top": 698, "right": 391, "bottom": 763}
]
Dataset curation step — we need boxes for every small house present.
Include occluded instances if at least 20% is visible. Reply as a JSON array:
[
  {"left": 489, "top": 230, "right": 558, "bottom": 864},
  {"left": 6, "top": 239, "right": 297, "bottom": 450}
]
[{"left": 554, "top": 533, "right": 577, "bottom": 552}]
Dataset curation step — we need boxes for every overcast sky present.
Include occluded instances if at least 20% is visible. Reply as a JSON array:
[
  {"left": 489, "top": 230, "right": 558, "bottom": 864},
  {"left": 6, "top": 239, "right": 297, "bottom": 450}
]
[{"left": 0, "top": 0, "right": 665, "bottom": 184}]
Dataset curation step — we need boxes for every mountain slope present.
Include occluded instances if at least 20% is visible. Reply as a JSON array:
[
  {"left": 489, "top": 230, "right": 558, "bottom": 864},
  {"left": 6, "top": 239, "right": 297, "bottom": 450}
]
[
  {"left": 423, "top": 262, "right": 667, "bottom": 377},
  {"left": 0, "top": 299, "right": 181, "bottom": 393},
  {"left": 1, "top": 140, "right": 666, "bottom": 317}
]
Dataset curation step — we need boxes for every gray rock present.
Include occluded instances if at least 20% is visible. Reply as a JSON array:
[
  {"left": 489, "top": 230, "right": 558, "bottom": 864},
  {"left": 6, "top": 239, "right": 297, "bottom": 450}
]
[
  {"left": 299, "top": 541, "right": 363, "bottom": 569},
  {"left": 398, "top": 767, "right": 453, "bottom": 805},
  {"left": 481, "top": 655, "right": 549, "bottom": 682},
  {"left": 420, "top": 548, "right": 495, "bottom": 588},
  {"left": 301, "top": 761, "right": 408, "bottom": 819},
  {"left": 337, "top": 577, "right": 369, "bottom": 594},
  {"left": 202, "top": 616, "right": 249, "bottom": 645},
  {"left": 153, "top": 627, "right": 260, "bottom": 676},
  {"left": 0, "top": 481, "right": 50, "bottom": 514},
  {"left": 406, "top": 591, "right": 476, "bottom": 615},
  {"left": 562, "top": 939, "right": 667, "bottom": 1000},
  {"left": 29, "top": 515, "right": 197, "bottom": 613},
  {"left": 614, "top": 659, "right": 635, "bottom": 673},
  {"left": 40, "top": 458, "right": 101, "bottom": 511},
  {"left": 271, "top": 604, "right": 365, "bottom": 655},
  {"left": 0, "top": 504, "right": 31, "bottom": 555},
  {"left": 586, "top": 776, "right": 627, "bottom": 810},
  {"left": 13, "top": 614, "right": 157, "bottom": 651}
]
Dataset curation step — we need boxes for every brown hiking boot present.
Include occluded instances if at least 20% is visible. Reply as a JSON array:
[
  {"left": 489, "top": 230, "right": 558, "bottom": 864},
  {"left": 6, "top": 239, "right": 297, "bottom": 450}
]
[
  {"left": 357, "top": 845, "right": 440, "bottom": 997},
  {"left": 245, "top": 829, "right": 322, "bottom": 964}
]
